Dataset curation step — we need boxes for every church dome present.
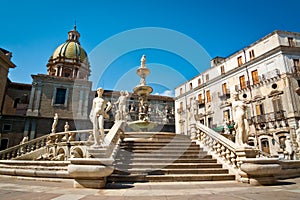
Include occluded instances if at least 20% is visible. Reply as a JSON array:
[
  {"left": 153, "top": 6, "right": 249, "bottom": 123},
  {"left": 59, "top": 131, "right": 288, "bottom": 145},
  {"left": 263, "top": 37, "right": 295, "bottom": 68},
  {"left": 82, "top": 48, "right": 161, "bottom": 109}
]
[
  {"left": 52, "top": 41, "right": 88, "bottom": 62},
  {"left": 47, "top": 25, "right": 90, "bottom": 80}
]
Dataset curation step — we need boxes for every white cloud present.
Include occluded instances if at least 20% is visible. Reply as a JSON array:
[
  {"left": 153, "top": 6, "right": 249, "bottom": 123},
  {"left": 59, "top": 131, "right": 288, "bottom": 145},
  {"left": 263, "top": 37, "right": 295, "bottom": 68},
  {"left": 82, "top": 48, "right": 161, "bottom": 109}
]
[{"left": 153, "top": 90, "right": 174, "bottom": 97}]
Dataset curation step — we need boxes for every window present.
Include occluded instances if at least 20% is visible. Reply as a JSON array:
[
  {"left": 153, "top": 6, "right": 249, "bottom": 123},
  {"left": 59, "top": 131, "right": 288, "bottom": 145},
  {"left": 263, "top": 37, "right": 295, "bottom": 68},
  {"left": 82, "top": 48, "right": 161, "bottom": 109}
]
[
  {"left": 179, "top": 88, "right": 183, "bottom": 95},
  {"left": 220, "top": 65, "right": 225, "bottom": 75},
  {"left": 208, "top": 117, "right": 213, "bottom": 128},
  {"left": 198, "top": 78, "right": 201, "bottom": 86},
  {"left": 251, "top": 70, "right": 259, "bottom": 85},
  {"left": 237, "top": 56, "right": 243, "bottom": 67},
  {"left": 189, "top": 82, "right": 193, "bottom": 90},
  {"left": 13, "top": 98, "right": 20, "bottom": 108},
  {"left": 206, "top": 90, "right": 211, "bottom": 103},
  {"left": 239, "top": 75, "right": 247, "bottom": 89},
  {"left": 206, "top": 74, "right": 209, "bottom": 82},
  {"left": 249, "top": 50, "right": 255, "bottom": 60},
  {"left": 180, "top": 102, "right": 183, "bottom": 109},
  {"left": 222, "top": 83, "right": 227, "bottom": 94},
  {"left": 55, "top": 88, "right": 67, "bottom": 105},
  {"left": 261, "top": 139, "right": 270, "bottom": 154},
  {"left": 255, "top": 104, "right": 264, "bottom": 115},
  {"left": 288, "top": 37, "right": 295, "bottom": 47},
  {"left": 294, "top": 59, "right": 300, "bottom": 67},
  {"left": 63, "top": 69, "right": 72, "bottom": 78},
  {"left": 293, "top": 59, "right": 300, "bottom": 73},
  {"left": 0, "top": 139, "right": 8, "bottom": 150},
  {"left": 198, "top": 93, "right": 203, "bottom": 104},
  {"left": 223, "top": 110, "right": 230, "bottom": 122},
  {"left": 272, "top": 96, "right": 284, "bottom": 120},
  {"left": 2, "top": 124, "right": 12, "bottom": 132},
  {"left": 272, "top": 97, "right": 283, "bottom": 112}
]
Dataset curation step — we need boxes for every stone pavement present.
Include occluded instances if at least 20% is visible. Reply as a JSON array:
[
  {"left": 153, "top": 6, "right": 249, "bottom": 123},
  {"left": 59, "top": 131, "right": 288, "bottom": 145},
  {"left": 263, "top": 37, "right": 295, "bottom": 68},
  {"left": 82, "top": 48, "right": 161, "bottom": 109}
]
[{"left": 0, "top": 175, "right": 299, "bottom": 200}]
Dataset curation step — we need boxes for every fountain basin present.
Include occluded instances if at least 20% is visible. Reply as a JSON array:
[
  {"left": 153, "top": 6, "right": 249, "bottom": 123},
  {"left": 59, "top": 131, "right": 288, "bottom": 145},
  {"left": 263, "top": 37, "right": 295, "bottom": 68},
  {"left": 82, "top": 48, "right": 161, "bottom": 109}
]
[
  {"left": 133, "top": 85, "right": 153, "bottom": 96},
  {"left": 127, "top": 120, "right": 158, "bottom": 132}
]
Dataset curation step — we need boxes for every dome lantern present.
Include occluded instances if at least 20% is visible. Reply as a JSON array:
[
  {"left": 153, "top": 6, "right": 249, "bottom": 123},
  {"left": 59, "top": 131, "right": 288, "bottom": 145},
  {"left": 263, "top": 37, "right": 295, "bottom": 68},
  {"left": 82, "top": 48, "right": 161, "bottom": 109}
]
[{"left": 67, "top": 24, "right": 80, "bottom": 44}]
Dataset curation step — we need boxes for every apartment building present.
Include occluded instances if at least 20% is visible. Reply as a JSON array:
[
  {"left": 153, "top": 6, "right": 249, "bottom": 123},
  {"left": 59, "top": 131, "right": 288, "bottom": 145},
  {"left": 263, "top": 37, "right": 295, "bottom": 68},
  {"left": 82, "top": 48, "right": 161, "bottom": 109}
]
[{"left": 175, "top": 30, "right": 300, "bottom": 157}]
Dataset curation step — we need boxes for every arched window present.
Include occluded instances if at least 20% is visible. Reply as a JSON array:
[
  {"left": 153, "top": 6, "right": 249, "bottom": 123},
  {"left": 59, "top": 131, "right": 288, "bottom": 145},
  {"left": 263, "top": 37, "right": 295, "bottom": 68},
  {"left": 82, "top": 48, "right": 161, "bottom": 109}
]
[
  {"left": 189, "top": 82, "right": 193, "bottom": 90},
  {"left": 261, "top": 138, "right": 270, "bottom": 154}
]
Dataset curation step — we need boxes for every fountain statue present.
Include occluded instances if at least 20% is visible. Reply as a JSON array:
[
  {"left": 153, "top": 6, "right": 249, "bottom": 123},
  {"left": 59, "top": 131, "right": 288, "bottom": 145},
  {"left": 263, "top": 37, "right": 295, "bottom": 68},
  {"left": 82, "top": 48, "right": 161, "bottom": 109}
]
[{"left": 127, "top": 55, "right": 158, "bottom": 131}]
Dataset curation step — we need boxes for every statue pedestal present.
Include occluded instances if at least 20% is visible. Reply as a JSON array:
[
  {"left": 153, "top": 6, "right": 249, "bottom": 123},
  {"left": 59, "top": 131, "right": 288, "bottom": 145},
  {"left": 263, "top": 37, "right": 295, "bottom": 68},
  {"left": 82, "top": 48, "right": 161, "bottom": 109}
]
[
  {"left": 235, "top": 147, "right": 281, "bottom": 185},
  {"left": 239, "top": 158, "right": 281, "bottom": 185},
  {"left": 68, "top": 158, "right": 114, "bottom": 189}
]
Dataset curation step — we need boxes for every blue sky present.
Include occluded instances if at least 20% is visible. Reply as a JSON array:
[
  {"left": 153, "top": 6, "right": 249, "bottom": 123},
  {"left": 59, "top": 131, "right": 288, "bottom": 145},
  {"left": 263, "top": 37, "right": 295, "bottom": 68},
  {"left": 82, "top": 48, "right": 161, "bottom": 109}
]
[{"left": 1, "top": 0, "right": 300, "bottom": 95}]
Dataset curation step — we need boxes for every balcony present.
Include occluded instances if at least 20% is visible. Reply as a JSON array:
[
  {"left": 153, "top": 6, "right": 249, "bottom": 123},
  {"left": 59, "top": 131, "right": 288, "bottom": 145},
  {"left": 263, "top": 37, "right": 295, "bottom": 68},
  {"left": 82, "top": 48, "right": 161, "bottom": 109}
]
[
  {"left": 198, "top": 99, "right": 205, "bottom": 108},
  {"left": 218, "top": 90, "right": 230, "bottom": 100},
  {"left": 235, "top": 81, "right": 249, "bottom": 91},
  {"left": 251, "top": 110, "right": 287, "bottom": 129},
  {"left": 261, "top": 69, "right": 280, "bottom": 82}
]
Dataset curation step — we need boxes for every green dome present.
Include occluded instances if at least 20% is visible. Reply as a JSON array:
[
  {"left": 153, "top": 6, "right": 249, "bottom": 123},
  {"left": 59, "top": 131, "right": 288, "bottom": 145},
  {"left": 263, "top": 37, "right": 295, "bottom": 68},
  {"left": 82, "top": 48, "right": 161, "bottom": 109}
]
[{"left": 52, "top": 41, "right": 88, "bottom": 62}]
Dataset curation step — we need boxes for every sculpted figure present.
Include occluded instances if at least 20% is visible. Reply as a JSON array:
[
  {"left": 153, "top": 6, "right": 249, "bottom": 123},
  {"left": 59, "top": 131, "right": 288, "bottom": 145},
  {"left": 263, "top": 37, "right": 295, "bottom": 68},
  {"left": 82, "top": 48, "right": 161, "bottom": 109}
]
[
  {"left": 140, "top": 54, "right": 146, "bottom": 68},
  {"left": 192, "top": 97, "right": 198, "bottom": 121},
  {"left": 232, "top": 93, "right": 249, "bottom": 146},
  {"left": 20, "top": 136, "right": 28, "bottom": 144},
  {"left": 296, "top": 120, "right": 300, "bottom": 148},
  {"left": 19, "top": 136, "right": 28, "bottom": 153},
  {"left": 64, "top": 122, "right": 70, "bottom": 132},
  {"left": 89, "top": 88, "right": 112, "bottom": 147},
  {"left": 51, "top": 113, "right": 58, "bottom": 133},
  {"left": 284, "top": 136, "right": 294, "bottom": 160},
  {"left": 114, "top": 90, "right": 129, "bottom": 121}
]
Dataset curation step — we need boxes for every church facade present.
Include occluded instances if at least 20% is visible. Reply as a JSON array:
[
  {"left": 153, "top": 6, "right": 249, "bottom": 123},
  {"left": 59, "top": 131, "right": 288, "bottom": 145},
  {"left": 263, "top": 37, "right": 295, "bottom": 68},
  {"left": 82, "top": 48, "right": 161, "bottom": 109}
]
[{"left": 0, "top": 26, "right": 175, "bottom": 149}]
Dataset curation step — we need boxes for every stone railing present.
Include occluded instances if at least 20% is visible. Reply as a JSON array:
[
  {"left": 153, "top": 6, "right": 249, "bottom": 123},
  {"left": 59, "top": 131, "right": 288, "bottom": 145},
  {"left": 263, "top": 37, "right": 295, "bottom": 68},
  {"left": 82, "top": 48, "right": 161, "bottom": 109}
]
[
  {"left": 0, "top": 135, "right": 48, "bottom": 160},
  {"left": 195, "top": 123, "right": 240, "bottom": 169},
  {"left": 68, "top": 120, "right": 126, "bottom": 189},
  {"left": 194, "top": 122, "right": 282, "bottom": 185},
  {"left": 0, "top": 129, "right": 101, "bottom": 160},
  {"left": 104, "top": 120, "right": 126, "bottom": 159}
]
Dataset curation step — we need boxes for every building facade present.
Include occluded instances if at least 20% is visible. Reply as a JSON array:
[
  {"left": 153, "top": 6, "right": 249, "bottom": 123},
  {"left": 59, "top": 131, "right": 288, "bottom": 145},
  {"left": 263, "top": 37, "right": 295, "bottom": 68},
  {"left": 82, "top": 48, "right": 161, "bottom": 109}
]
[
  {"left": 0, "top": 26, "right": 174, "bottom": 149},
  {"left": 175, "top": 30, "right": 300, "bottom": 158},
  {"left": 0, "top": 48, "right": 16, "bottom": 150}
]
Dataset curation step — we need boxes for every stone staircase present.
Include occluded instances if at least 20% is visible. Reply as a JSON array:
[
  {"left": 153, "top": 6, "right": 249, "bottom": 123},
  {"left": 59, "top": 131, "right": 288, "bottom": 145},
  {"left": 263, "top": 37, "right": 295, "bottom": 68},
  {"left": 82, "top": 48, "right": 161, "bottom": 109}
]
[{"left": 108, "top": 132, "right": 235, "bottom": 183}]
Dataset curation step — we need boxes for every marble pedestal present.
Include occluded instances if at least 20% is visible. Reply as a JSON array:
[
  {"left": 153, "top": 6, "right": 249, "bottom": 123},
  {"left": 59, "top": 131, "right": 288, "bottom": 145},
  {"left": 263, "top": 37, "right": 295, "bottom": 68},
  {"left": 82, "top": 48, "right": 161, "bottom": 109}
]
[{"left": 68, "top": 158, "right": 114, "bottom": 189}]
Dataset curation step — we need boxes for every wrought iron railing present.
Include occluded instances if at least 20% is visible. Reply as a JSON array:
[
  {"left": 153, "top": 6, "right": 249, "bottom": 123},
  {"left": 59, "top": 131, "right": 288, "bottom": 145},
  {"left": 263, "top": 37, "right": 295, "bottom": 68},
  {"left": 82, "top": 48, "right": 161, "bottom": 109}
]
[{"left": 251, "top": 110, "right": 286, "bottom": 125}]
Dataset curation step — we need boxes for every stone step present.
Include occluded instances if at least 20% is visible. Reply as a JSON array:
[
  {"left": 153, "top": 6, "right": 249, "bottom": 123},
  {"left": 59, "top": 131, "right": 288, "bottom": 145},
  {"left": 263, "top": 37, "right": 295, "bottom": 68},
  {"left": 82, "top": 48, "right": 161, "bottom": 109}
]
[
  {"left": 114, "top": 163, "right": 223, "bottom": 169},
  {"left": 119, "top": 146, "right": 201, "bottom": 150},
  {"left": 113, "top": 168, "right": 229, "bottom": 175},
  {"left": 119, "top": 148, "right": 203, "bottom": 155},
  {"left": 120, "top": 142, "right": 199, "bottom": 146},
  {"left": 107, "top": 174, "right": 235, "bottom": 182},
  {"left": 114, "top": 157, "right": 215, "bottom": 163},
  {"left": 118, "top": 150, "right": 203, "bottom": 154},
  {"left": 123, "top": 132, "right": 189, "bottom": 138},
  {"left": 109, "top": 132, "right": 233, "bottom": 183},
  {"left": 120, "top": 142, "right": 195, "bottom": 146},
  {"left": 116, "top": 153, "right": 209, "bottom": 159}
]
